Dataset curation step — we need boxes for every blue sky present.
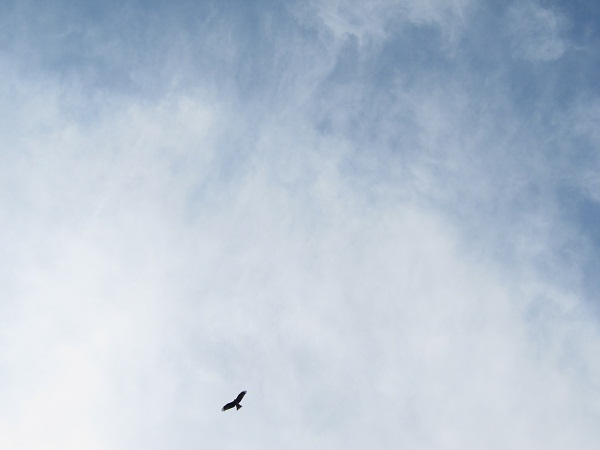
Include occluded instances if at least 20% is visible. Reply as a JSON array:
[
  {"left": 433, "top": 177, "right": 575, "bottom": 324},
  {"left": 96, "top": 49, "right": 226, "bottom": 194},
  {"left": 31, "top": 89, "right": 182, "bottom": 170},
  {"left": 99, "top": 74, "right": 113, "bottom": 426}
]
[{"left": 1, "top": 1, "right": 600, "bottom": 449}]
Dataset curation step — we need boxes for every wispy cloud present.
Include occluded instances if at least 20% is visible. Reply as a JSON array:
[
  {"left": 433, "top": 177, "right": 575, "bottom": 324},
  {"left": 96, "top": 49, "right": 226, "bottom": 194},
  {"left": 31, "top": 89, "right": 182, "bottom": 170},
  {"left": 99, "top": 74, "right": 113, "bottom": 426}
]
[{"left": 507, "top": 1, "right": 569, "bottom": 61}]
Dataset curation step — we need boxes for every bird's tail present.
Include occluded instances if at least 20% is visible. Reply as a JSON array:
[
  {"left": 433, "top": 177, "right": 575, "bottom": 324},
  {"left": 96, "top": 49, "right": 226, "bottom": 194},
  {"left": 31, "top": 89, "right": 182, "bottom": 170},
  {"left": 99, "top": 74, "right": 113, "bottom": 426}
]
[{"left": 236, "top": 404, "right": 242, "bottom": 410}]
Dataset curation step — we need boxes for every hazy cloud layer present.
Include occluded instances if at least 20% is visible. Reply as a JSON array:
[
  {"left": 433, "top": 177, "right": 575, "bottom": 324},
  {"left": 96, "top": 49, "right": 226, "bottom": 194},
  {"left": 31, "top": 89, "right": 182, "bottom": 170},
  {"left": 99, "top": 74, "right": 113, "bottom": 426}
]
[{"left": 1, "top": 1, "right": 599, "bottom": 449}]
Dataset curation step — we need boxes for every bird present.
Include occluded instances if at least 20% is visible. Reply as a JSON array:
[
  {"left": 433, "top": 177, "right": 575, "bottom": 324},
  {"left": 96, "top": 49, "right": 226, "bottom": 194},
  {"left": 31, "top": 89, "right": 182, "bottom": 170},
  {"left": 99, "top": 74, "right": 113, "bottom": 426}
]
[{"left": 222, "top": 390, "right": 247, "bottom": 411}]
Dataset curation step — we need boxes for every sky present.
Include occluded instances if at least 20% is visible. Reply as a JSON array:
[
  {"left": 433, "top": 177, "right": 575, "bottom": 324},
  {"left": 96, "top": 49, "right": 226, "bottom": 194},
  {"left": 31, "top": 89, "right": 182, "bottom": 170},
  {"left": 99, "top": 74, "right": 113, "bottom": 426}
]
[{"left": 1, "top": 0, "right": 600, "bottom": 448}]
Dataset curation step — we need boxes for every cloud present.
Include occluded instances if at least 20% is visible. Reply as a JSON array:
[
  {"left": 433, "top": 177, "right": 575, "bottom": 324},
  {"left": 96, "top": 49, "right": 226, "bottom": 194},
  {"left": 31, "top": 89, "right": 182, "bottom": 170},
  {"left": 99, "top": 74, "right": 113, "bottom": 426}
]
[
  {"left": 293, "top": 0, "right": 472, "bottom": 52},
  {"left": 1, "top": 1, "right": 600, "bottom": 449},
  {"left": 507, "top": 1, "right": 570, "bottom": 61}
]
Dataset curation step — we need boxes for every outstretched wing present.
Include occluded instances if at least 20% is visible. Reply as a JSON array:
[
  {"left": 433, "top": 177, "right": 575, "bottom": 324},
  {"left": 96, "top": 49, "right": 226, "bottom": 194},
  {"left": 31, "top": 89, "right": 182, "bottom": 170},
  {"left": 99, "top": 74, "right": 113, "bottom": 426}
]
[
  {"left": 222, "top": 401, "right": 236, "bottom": 411},
  {"left": 234, "top": 390, "right": 247, "bottom": 404}
]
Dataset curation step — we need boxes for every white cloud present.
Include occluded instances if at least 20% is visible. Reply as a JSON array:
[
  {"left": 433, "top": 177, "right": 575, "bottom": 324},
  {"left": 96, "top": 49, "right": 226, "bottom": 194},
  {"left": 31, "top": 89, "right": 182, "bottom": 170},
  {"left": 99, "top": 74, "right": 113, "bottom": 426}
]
[{"left": 296, "top": 0, "right": 472, "bottom": 46}]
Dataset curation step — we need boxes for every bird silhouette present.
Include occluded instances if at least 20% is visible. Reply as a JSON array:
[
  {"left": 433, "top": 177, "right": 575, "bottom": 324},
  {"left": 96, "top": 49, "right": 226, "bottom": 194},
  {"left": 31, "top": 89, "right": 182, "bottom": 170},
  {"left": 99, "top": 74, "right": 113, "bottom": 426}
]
[{"left": 222, "top": 390, "right": 247, "bottom": 411}]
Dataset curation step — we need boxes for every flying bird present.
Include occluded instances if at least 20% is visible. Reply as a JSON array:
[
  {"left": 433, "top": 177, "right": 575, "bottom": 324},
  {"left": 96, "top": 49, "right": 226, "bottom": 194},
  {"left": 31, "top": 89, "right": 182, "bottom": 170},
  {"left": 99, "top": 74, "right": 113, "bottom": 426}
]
[{"left": 222, "top": 390, "right": 247, "bottom": 411}]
